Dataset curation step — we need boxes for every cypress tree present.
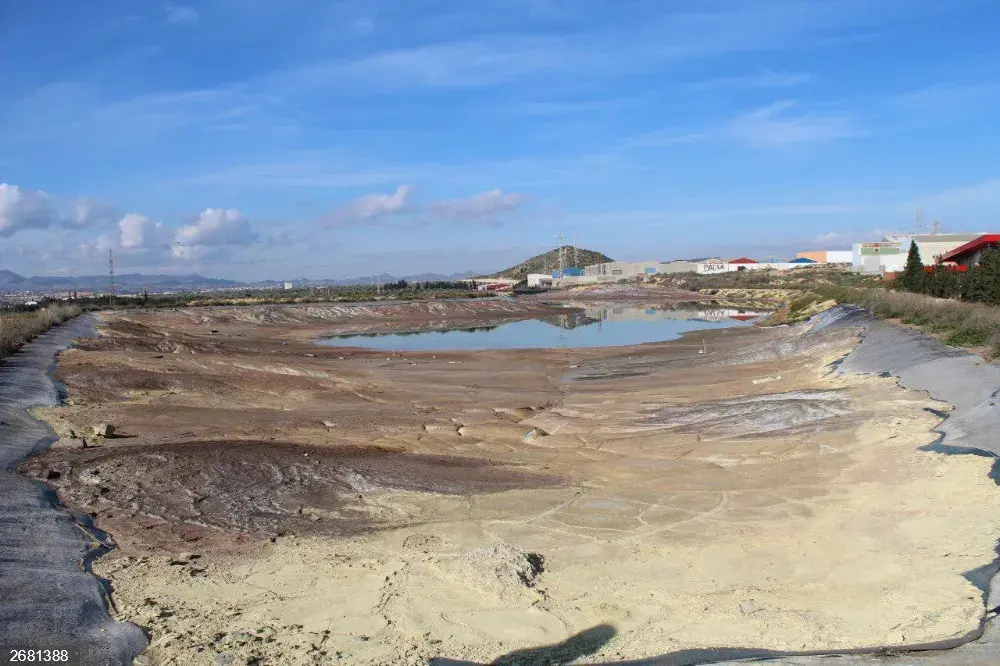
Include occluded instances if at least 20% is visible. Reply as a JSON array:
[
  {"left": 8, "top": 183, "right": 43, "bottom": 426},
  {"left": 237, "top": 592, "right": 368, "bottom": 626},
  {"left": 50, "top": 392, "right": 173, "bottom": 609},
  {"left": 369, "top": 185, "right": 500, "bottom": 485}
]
[
  {"left": 942, "top": 267, "right": 960, "bottom": 299},
  {"left": 927, "top": 267, "right": 945, "bottom": 297},
  {"left": 898, "top": 240, "right": 925, "bottom": 293},
  {"left": 980, "top": 247, "right": 1000, "bottom": 305},
  {"left": 962, "top": 264, "right": 985, "bottom": 302}
]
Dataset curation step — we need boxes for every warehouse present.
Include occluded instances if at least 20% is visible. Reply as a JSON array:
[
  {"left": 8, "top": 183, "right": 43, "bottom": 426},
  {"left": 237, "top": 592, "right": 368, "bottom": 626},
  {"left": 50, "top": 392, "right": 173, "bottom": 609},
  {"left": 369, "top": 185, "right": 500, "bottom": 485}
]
[
  {"left": 852, "top": 234, "right": 981, "bottom": 274},
  {"left": 584, "top": 261, "right": 664, "bottom": 278},
  {"left": 796, "top": 250, "right": 853, "bottom": 263},
  {"left": 936, "top": 234, "right": 1000, "bottom": 268}
]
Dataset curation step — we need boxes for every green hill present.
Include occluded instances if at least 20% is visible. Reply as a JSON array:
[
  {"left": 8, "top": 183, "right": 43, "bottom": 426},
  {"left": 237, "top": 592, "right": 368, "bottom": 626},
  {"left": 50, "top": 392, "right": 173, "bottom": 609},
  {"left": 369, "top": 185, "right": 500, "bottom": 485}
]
[{"left": 488, "top": 246, "right": 613, "bottom": 281}]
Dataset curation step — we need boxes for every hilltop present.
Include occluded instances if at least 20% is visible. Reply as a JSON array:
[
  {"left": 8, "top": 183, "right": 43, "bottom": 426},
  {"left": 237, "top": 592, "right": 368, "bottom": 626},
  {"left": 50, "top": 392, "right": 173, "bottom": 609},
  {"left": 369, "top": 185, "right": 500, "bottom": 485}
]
[{"left": 488, "top": 246, "right": 613, "bottom": 280}]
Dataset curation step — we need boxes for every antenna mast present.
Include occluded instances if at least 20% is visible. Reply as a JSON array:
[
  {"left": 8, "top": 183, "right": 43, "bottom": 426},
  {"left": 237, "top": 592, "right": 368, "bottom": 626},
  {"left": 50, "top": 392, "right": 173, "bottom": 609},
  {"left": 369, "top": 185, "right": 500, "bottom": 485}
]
[
  {"left": 556, "top": 231, "right": 565, "bottom": 278},
  {"left": 573, "top": 229, "right": 578, "bottom": 268},
  {"left": 915, "top": 208, "right": 925, "bottom": 234},
  {"left": 108, "top": 249, "right": 116, "bottom": 308}
]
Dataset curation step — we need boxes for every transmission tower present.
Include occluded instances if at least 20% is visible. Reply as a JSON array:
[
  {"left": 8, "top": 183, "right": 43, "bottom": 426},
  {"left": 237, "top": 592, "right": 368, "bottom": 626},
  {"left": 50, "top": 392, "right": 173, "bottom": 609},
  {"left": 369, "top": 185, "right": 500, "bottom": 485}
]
[
  {"left": 108, "top": 249, "right": 116, "bottom": 308},
  {"left": 556, "top": 231, "right": 565, "bottom": 278},
  {"left": 915, "top": 208, "right": 925, "bottom": 234},
  {"left": 573, "top": 229, "right": 578, "bottom": 268}
]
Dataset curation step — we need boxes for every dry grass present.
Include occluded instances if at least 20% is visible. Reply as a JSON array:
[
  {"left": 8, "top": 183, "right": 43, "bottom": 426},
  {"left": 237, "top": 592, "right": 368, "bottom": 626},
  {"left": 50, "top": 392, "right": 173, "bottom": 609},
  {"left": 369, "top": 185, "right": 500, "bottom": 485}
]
[
  {"left": 835, "top": 290, "right": 1000, "bottom": 358},
  {"left": 0, "top": 304, "right": 82, "bottom": 361}
]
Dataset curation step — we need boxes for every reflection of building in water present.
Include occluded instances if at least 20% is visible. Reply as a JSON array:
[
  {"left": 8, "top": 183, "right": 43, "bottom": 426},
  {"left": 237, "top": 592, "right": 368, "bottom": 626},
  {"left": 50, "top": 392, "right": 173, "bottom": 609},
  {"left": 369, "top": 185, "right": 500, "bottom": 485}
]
[{"left": 584, "top": 306, "right": 766, "bottom": 324}]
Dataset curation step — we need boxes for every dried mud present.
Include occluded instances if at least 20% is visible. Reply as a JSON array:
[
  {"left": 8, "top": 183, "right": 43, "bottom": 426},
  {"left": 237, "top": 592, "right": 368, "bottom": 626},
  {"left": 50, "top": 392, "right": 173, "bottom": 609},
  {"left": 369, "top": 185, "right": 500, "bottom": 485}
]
[
  {"left": 20, "top": 441, "right": 559, "bottom": 542},
  {"left": 16, "top": 298, "right": 1000, "bottom": 665}
]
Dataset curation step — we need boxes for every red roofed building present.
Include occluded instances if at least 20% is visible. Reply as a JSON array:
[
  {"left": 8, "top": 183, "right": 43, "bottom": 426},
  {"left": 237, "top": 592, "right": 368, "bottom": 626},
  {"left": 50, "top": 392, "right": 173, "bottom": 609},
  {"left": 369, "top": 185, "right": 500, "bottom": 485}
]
[
  {"left": 727, "top": 257, "right": 759, "bottom": 264},
  {"left": 936, "top": 234, "right": 1000, "bottom": 268}
]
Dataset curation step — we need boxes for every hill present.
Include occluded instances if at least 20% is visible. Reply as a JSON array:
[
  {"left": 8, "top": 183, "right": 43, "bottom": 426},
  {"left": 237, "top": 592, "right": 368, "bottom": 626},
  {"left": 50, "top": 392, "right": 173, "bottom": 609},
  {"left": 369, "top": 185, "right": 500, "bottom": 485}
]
[{"left": 488, "top": 246, "right": 613, "bottom": 280}]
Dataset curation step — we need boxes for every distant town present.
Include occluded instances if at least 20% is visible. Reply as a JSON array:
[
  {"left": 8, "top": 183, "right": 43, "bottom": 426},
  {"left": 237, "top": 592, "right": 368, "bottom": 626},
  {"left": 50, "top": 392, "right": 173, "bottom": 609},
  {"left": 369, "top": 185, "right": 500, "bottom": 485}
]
[{"left": 3, "top": 229, "right": 995, "bottom": 305}]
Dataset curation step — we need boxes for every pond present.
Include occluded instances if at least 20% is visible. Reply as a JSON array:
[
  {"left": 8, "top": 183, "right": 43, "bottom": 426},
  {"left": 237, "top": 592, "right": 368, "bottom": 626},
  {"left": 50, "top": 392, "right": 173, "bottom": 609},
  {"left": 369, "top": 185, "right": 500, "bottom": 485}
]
[{"left": 317, "top": 304, "right": 768, "bottom": 351}]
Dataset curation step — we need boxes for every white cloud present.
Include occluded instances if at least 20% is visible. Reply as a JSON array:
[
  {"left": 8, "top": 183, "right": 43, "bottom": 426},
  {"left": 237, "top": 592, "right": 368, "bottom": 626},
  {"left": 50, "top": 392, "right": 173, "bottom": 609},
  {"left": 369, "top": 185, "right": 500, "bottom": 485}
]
[
  {"left": 724, "top": 101, "right": 861, "bottom": 147},
  {"left": 165, "top": 3, "right": 198, "bottom": 24},
  {"left": 176, "top": 208, "right": 257, "bottom": 246},
  {"left": 429, "top": 189, "right": 529, "bottom": 223},
  {"left": 0, "top": 184, "right": 59, "bottom": 237},
  {"left": 71, "top": 197, "right": 119, "bottom": 228},
  {"left": 321, "top": 185, "right": 414, "bottom": 226},
  {"left": 815, "top": 231, "right": 852, "bottom": 243},
  {"left": 119, "top": 213, "right": 168, "bottom": 250},
  {"left": 1, "top": 184, "right": 126, "bottom": 236}
]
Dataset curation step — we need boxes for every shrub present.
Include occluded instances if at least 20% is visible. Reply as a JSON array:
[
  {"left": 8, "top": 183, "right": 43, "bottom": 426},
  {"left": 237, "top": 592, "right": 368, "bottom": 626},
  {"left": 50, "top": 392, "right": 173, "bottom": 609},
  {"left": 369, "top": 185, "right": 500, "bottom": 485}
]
[{"left": 0, "top": 304, "right": 82, "bottom": 361}]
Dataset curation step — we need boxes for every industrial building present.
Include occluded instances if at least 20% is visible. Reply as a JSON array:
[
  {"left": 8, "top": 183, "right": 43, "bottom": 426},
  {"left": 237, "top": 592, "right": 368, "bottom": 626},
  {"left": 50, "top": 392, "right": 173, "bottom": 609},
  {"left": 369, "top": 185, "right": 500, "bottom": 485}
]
[
  {"left": 583, "top": 259, "right": 728, "bottom": 279},
  {"left": 937, "top": 235, "right": 1000, "bottom": 268},
  {"left": 584, "top": 261, "right": 665, "bottom": 278},
  {"left": 796, "top": 250, "right": 853, "bottom": 263},
  {"left": 852, "top": 234, "right": 981, "bottom": 273}
]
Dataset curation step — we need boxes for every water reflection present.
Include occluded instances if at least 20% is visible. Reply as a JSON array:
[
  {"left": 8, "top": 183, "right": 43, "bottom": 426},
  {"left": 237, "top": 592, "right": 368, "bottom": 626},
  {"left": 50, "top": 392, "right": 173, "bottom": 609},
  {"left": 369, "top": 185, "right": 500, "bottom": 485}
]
[
  {"left": 318, "top": 303, "right": 769, "bottom": 351},
  {"left": 542, "top": 304, "right": 769, "bottom": 331}
]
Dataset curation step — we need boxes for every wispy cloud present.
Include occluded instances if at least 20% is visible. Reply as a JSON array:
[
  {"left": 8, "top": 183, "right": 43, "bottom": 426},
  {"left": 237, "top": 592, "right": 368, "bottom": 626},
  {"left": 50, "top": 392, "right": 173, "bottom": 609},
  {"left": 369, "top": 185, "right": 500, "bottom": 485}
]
[
  {"left": 0, "top": 82, "right": 262, "bottom": 146},
  {"left": 266, "top": 0, "right": 937, "bottom": 95},
  {"left": 165, "top": 4, "right": 199, "bottom": 24},
  {"left": 887, "top": 80, "right": 1000, "bottom": 126},
  {"left": 429, "top": 189, "right": 530, "bottom": 225},
  {"left": 623, "top": 100, "right": 861, "bottom": 150},
  {"left": 682, "top": 70, "right": 812, "bottom": 91},
  {"left": 723, "top": 100, "right": 862, "bottom": 147}
]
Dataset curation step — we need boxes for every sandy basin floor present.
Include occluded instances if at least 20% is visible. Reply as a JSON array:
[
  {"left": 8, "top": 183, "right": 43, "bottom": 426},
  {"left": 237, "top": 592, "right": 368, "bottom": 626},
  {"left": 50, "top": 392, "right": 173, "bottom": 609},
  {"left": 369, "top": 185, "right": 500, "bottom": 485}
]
[{"left": 20, "top": 301, "right": 1000, "bottom": 665}]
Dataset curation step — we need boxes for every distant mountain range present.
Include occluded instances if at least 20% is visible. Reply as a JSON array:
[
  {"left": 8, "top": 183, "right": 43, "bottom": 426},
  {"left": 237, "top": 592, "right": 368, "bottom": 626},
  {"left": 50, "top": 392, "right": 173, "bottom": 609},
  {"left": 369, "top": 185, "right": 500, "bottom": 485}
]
[
  {"left": 0, "top": 269, "right": 483, "bottom": 294},
  {"left": 0, "top": 270, "right": 239, "bottom": 294}
]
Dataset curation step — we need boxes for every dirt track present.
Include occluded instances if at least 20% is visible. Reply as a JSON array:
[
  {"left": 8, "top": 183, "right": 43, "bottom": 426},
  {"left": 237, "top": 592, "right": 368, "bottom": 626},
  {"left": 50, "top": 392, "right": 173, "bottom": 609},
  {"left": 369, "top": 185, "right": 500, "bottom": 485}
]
[{"left": 20, "top": 298, "right": 1000, "bottom": 665}]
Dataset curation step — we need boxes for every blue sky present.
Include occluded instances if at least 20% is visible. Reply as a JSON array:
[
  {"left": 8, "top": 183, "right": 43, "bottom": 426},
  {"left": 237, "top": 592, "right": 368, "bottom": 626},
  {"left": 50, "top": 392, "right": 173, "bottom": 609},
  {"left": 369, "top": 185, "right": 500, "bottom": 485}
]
[{"left": 2, "top": 0, "right": 1000, "bottom": 280}]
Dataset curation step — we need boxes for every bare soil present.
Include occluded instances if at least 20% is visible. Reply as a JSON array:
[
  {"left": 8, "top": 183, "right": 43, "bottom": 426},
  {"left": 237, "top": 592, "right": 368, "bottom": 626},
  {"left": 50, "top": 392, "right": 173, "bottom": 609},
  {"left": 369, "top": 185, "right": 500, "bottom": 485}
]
[{"left": 19, "top": 298, "right": 1000, "bottom": 665}]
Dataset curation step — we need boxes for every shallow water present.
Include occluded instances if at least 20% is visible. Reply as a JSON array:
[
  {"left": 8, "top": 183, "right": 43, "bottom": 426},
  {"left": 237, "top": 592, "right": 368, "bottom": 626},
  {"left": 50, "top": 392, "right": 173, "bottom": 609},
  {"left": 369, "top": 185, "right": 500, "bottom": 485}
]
[{"left": 318, "top": 305, "right": 767, "bottom": 351}]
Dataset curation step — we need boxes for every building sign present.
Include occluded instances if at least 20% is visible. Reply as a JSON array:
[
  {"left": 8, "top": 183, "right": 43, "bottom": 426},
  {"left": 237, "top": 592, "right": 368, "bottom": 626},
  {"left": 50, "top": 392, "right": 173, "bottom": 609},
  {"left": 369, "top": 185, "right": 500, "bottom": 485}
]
[
  {"left": 697, "top": 262, "right": 728, "bottom": 274},
  {"left": 858, "top": 241, "right": 903, "bottom": 256}
]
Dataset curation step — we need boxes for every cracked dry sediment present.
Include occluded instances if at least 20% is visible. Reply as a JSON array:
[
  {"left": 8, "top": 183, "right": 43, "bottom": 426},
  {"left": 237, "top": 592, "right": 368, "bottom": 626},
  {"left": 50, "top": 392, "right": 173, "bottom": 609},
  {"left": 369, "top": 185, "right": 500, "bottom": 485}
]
[{"left": 20, "top": 301, "right": 1000, "bottom": 665}]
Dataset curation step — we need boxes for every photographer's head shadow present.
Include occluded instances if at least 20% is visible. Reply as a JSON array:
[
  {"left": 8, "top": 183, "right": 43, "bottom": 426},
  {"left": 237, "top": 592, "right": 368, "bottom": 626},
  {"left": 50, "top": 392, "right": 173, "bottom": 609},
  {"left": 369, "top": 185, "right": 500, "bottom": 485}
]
[{"left": 431, "top": 623, "right": 617, "bottom": 666}]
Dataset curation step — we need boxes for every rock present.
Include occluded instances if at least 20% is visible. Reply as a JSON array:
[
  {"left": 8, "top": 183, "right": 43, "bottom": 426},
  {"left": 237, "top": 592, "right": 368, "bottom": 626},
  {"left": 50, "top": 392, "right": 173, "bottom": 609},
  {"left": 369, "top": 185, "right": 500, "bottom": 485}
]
[
  {"left": 78, "top": 469, "right": 102, "bottom": 486},
  {"left": 322, "top": 421, "right": 337, "bottom": 427},
  {"left": 213, "top": 652, "right": 234, "bottom": 666},
  {"left": 521, "top": 428, "right": 548, "bottom": 444},
  {"left": 169, "top": 552, "right": 199, "bottom": 565},
  {"left": 92, "top": 423, "right": 115, "bottom": 438}
]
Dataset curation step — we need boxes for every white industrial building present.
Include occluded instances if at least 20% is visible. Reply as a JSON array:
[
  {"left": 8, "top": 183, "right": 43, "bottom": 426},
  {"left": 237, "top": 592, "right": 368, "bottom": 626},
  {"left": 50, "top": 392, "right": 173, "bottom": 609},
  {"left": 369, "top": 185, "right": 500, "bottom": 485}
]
[
  {"left": 582, "top": 259, "right": 729, "bottom": 279},
  {"left": 852, "top": 234, "right": 981, "bottom": 274}
]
